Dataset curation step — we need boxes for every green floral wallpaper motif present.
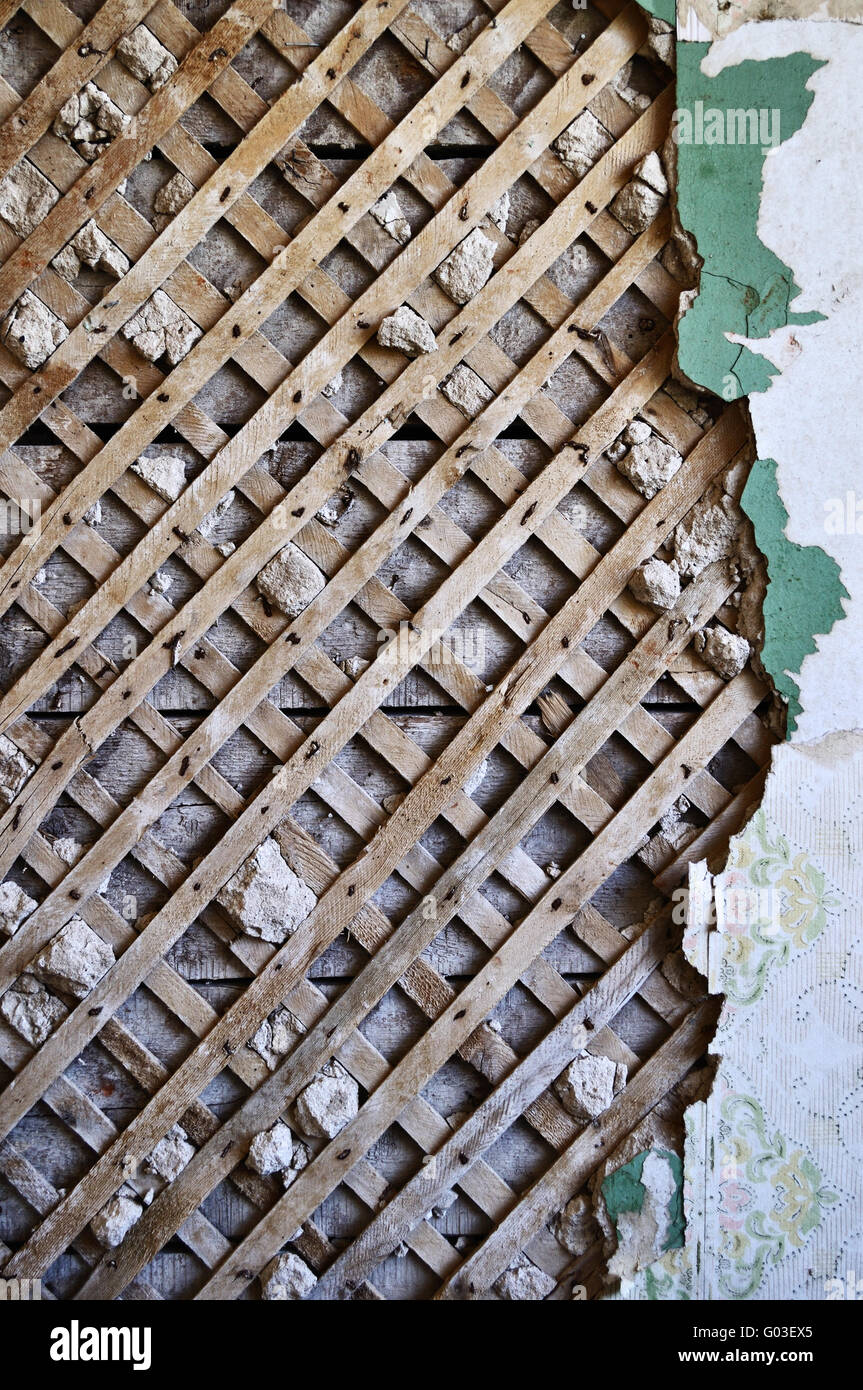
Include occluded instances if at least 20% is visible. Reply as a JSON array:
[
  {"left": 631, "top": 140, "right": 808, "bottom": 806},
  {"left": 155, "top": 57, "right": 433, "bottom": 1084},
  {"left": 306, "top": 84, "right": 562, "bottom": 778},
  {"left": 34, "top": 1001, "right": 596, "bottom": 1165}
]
[
  {"left": 719, "top": 810, "right": 835, "bottom": 1008},
  {"left": 717, "top": 1093, "right": 838, "bottom": 1299},
  {"left": 625, "top": 755, "right": 852, "bottom": 1302}
]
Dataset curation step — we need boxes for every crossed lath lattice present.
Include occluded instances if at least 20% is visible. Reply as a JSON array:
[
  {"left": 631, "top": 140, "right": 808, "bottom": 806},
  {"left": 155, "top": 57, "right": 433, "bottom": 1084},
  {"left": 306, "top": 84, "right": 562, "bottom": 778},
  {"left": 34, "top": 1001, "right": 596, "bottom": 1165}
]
[{"left": 0, "top": 0, "right": 773, "bottom": 1300}]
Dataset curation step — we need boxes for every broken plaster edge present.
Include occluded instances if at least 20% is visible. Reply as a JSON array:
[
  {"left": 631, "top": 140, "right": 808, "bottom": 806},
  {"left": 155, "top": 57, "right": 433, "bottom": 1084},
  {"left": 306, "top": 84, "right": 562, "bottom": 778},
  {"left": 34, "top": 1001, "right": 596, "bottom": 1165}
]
[{"left": 608, "top": 4, "right": 862, "bottom": 1301}]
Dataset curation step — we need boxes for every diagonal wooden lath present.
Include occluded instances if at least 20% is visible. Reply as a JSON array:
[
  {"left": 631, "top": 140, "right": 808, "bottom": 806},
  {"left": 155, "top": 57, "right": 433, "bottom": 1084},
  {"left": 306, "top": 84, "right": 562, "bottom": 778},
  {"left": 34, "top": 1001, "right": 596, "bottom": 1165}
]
[{"left": 0, "top": 0, "right": 773, "bottom": 1300}]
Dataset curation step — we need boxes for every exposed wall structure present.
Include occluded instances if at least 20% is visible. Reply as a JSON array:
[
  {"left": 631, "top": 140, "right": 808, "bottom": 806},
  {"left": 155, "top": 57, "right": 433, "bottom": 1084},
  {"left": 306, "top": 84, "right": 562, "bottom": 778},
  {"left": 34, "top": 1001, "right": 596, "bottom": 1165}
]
[
  {"left": 0, "top": 0, "right": 784, "bottom": 1300},
  {"left": 0, "top": 0, "right": 853, "bottom": 1304}
]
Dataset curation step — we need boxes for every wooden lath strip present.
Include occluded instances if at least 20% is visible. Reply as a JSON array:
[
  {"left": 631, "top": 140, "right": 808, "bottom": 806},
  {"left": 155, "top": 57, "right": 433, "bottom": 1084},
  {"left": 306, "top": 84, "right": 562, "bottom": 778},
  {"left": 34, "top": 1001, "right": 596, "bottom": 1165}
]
[
  {"left": 310, "top": 912, "right": 677, "bottom": 1298},
  {"left": 0, "top": 16, "right": 680, "bottom": 800},
  {"left": 0, "top": 1138, "right": 159, "bottom": 1297},
  {"left": 0, "top": 89, "right": 673, "bottom": 877},
  {"left": 3, "top": 401, "right": 747, "bottom": 1281},
  {"left": 76, "top": 654, "right": 757, "bottom": 1301},
  {"left": 435, "top": 1000, "right": 719, "bottom": 1300},
  {"left": 190, "top": 672, "right": 760, "bottom": 1301},
  {"left": 0, "top": 0, "right": 565, "bottom": 611},
  {"left": 0, "top": 0, "right": 163, "bottom": 182},
  {"left": 0, "top": 0, "right": 278, "bottom": 305},
  {"left": 0, "top": 208, "right": 675, "bottom": 934},
  {"left": 6, "top": 690, "right": 625, "bottom": 1285},
  {"left": 0, "top": 328, "right": 674, "bottom": 1014}
]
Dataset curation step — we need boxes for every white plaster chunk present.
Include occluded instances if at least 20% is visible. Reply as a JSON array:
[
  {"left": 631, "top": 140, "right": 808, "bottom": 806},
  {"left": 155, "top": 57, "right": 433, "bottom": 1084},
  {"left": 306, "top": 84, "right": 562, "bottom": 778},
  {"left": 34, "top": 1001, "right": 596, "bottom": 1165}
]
[
  {"left": 446, "top": 16, "right": 485, "bottom": 53},
  {"left": 442, "top": 364, "right": 493, "bottom": 417},
  {"left": 289, "top": 1140, "right": 310, "bottom": 1176},
  {"left": 518, "top": 217, "right": 541, "bottom": 246},
  {"left": 673, "top": 495, "right": 739, "bottom": 577},
  {"left": 197, "top": 489, "right": 235, "bottom": 539},
  {"left": 445, "top": 1108, "right": 472, "bottom": 1131},
  {"left": 316, "top": 484, "right": 353, "bottom": 527},
  {"left": 554, "top": 110, "right": 613, "bottom": 178},
  {"left": 154, "top": 171, "right": 195, "bottom": 219},
  {"left": 321, "top": 368, "right": 343, "bottom": 398},
  {"left": 613, "top": 62, "right": 651, "bottom": 113},
  {"left": 294, "top": 1059, "right": 358, "bottom": 1139},
  {"left": 260, "top": 1251, "right": 317, "bottom": 1300},
  {"left": 146, "top": 1125, "right": 195, "bottom": 1182},
  {"left": 611, "top": 177, "right": 666, "bottom": 236},
  {"left": 0, "top": 974, "right": 66, "bottom": 1046},
  {"left": 52, "top": 245, "right": 81, "bottom": 281},
  {"left": 217, "top": 836, "right": 316, "bottom": 945},
  {"left": 148, "top": 570, "right": 172, "bottom": 596},
  {"left": 615, "top": 420, "right": 683, "bottom": 499},
  {"left": 494, "top": 1252, "right": 556, "bottom": 1301},
  {"left": 122, "top": 289, "right": 201, "bottom": 365},
  {"left": 611, "top": 153, "right": 668, "bottom": 235},
  {"left": 370, "top": 190, "right": 411, "bottom": 246},
  {"left": 645, "top": 15, "right": 675, "bottom": 69},
  {"left": 0, "top": 880, "right": 37, "bottom": 936},
  {"left": 131, "top": 453, "right": 186, "bottom": 502},
  {"left": 0, "top": 734, "right": 33, "bottom": 809},
  {"left": 658, "top": 796, "right": 696, "bottom": 850},
  {"left": 71, "top": 219, "right": 129, "bottom": 278},
  {"left": 247, "top": 1121, "right": 294, "bottom": 1176},
  {"left": 1, "top": 290, "right": 68, "bottom": 369},
  {"left": 695, "top": 625, "right": 750, "bottom": 680},
  {"left": 435, "top": 227, "right": 495, "bottom": 304},
  {"left": 636, "top": 152, "right": 669, "bottom": 197},
  {"left": 463, "top": 758, "right": 488, "bottom": 798},
  {"left": 628, "top": 556, "right": 680, "bottom": 611},
  {"left": 117, "top": 26, "right": 178, "bottom": 90},
  {"left": 91, "top": 1191, "right": 143, "bottom": 1248},
  {"left": 53, "top": 82, "right": 130, "bottom": 161},
  {"left": 377, "top": 305, "right": 436, "bottom": 357},
  {"left": 553, "top": 1193, "right": 597, "bottom": 1256},
  {"left": 257, "top": 542, "right": 326, "bottom": 618},
  {"left": 53, "top": 836, "right": 83, "bottom": 866},
  {"left": 554, "top": 1051, "right": 625, "bottom": 1121},
  {"left": 31, "top": 917, "right": 114, "bottom": 999},
  {"left": 249, "top": 1004, "right": 305, "bottom": 1070},
  {"left": 0, "top": 160, "right": 59, "bottom": 237},
  {"left": 430, "top": 1189, "right": 457, "bottom": 1219},
  {"left": 489, "top": 189, "right": 509, "bottom": 232}
]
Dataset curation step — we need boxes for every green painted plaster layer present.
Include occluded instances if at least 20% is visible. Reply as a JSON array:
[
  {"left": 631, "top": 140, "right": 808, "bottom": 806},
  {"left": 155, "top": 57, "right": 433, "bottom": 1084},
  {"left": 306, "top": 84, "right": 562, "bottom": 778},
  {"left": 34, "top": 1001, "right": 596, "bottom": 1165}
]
[
  {"left": 675, "top": 47, "right": 845, "bottom": 734},
  {"left": 601, "top": 1148, "right": 685, "bottom": 1253},
  {"left": 638, "top": 0, "right": 676, "bottom": 22},
  {"left": 676, "top": 45, "right": 823, "bottom": 400},
  {"left": 742, "top": 460, "right": 847, "bottom": 732}
]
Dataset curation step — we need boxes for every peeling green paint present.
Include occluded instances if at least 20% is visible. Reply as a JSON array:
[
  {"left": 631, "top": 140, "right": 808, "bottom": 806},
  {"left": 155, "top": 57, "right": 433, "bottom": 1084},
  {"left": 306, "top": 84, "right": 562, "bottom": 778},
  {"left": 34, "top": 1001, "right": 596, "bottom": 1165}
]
[
  {"left": 741, "top": 460, "right": 847, "bottom": 732},
  {"left": 676, "top": 46, "right": 823, "bottom": 400},
  {"left": 674, "top": 46, "right": 846, "bottom": 733},
  {"left": 638, "top": 0, "right": 676, "bottom": 22},
  {"left": 601, "top": 1148, "right": 685, "bottom": 1253}
]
